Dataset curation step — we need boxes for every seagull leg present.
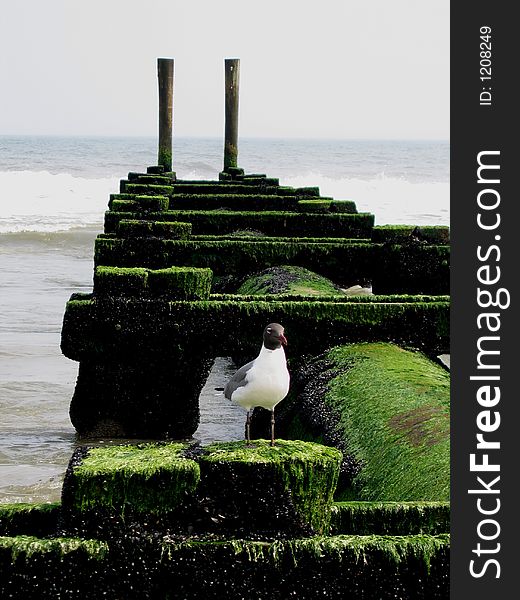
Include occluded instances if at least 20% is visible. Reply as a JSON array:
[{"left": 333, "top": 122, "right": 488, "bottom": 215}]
[
  {"left": 270, "top": 409, "right": 276, "bottom": 447},
  {"left": 246, "top": 410, "right": 251, "bottom": 444}
]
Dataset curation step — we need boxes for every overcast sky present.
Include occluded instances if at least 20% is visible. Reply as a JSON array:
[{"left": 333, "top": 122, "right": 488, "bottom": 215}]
[{"left": 0, "top": 0, "right": 449, "bottom": 139}]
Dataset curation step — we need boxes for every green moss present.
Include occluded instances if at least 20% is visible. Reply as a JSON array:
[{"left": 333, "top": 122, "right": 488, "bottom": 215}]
[
  {"left": 295, "top": 186, "right": 320, "bottom": 197},
  {"left": 169, "top": 193, "right": 300, "bottom": 211},
  {"left": 94, "top": 266, "right": 149, "bottom": 296},
  {"left": 330, "top": 200, "right": 358, "bottom": 213},
  {"left": 372, "top": 243, "right": 450, "bottom": 295},
  {"left": 158, "top": 149, "right": 172, "bottom": 172},
  {"left": 330, "top": 501, "right": 450, "bottom": 535},
  {"left": 223, "top": 149, "right": 239, "bottom": 167},
  {"left": 0, "top": 535, "right": 108, "bottom": 561},
  {"left": 61, "top": 295, "right": 450, "bottom": 363},
  {"left": 192, "top": 235, "right": 366, "bottom": 243},
  {"left": 128, "top": 174, "right": 175, "bottom": 185},
  {"left": 201, "top": 440, "right": 341, "bottom": 534},
  {"left": 117, "top": 219, "right": 192, "bottom": 239},
  {"left": 69, "top": 443, "right": 200, "bottom": 516},
  {"left": 134, "top": 195, "right": 169, "bottom": 211},
  {"left": 372, "top": 225, "right": 450, "bottom": 244},
  {"left": 94, "top": 233, "right": 449, "bottom": 295},
  {"left": 93, "top": 237, "right": 375, "bottom": 289},
  {"left": 295, "top": 199, "right": 358, "bottom": 214},
  {"left": 237, "top": 265, "right": 345, "bottom": 297},
  {"left": 125, "top": 184, "right": 174, "bottom": 197},
  {"left": 170, "top": 184, "right": 297, "bottom": 196},
  {"left": 162, "top": 533, "right": 449, "bottom": 571},
  {"left": 111, "top": 199, "right": 139, "bottom": 212},
  {"left": 94, "top": 265, "right": 212, "bottom": 299},
  {"left": 104, "top": 210, "right": 375, "bottom": 239},
  {"left": 148, "top": 266, "right": 212, "bottom": 299},
  {"left": 325, "top": 343, "right": 450, "bottom": 501},
  {"left": 0, "top": 503, "right": 59, "bottom": 521},
  {"left": 0, "top": 503, "right": 61, "bottom": 537}
]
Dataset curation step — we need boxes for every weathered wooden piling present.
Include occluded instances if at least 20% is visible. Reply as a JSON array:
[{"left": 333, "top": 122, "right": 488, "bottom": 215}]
[
  {"left": 157, "top": 58, "right": 174, "bottom": 171},
  {"left": 224, "top": 58, "right": 240, "bottom": 170}
]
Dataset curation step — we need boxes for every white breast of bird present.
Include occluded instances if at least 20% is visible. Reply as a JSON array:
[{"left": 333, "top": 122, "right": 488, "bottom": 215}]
[{"left": 232, "top": 345, "right": 290, "bottom": 411}]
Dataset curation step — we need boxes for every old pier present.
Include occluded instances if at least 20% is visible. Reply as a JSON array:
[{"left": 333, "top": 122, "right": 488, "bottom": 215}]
[{"left": 0, "top": 58, "right": 450, "bottom": 598}]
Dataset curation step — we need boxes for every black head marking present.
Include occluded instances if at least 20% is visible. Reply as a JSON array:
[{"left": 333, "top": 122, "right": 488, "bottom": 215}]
[{"left": 263, "top": 323, "right": 287, "bottom": 350}]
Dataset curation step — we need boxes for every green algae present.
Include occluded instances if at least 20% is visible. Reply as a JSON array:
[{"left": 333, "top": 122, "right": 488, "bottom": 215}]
[
  {"left": 158, "top": 149, "right": 172, "bottom": 172},
  {"left": 169, "top": 193, "right": 301, "bottom": 211},
  {"left": 103, "top": 209, "right": 375, "bottom": 238},
  {"left": 330, "top": 501, "right": 450, "bottom": 535},
  {"left": 94, "top": 265, "right": 212, "bottom": 299},
  {"left": 117, "top": 219, "right": 192, "bottom": 239},
  {"left": 94, "top": 266, "right": 149, "bottom": 296},
  {"left": 0, "top": 503, "right": 60, "bottom": 521},
  {"left": 236, "top": 265, "right": 345, "bottom": 297},
  {"left": 372, "top": 225, "right": 450, "bottom": 244},
  {"left": 147, "top": 266, "right": 212, "bottom": 299},
  {"left": 201, "top": 440, "right": 342, "bottom": 534},
  {"left": 61, "top": 294, "right": 449, "bottom": 364},
  {"left": 0, "top": 535, "right": 108, "bottom": 562},
  {"left": 125, "top": 184, "right": 174, "bottom": 196},
  {"left": 70, "top": 443, "right": 200, "bottom": 515},
  {"left": 134, "top": 195, "right": 170, "bottom": 211},
  {"left": 0, "top": 503, "right": 61, "bottom": 537},
  {"left": 111, "top": 199, "right": 139, "bottom": 212},
  {"left": 325, "top": 343, "right": 450, "bottom": 501},
  {"left": 296, "top": 199, "right": 358, "bottom": 214},
  {"left": 162, "top": 533, "right": 449, "bottom": 571}
]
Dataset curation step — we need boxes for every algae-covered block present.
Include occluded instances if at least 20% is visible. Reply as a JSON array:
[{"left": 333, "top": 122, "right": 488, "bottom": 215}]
[
  {"left": 0, "top": 535, "right": 110, "bottom": 597},
  {"left": 330, "top": 501, "right": 450, "bottom": 535},
  {"left": 147, "top": 266, "right": 212, "bottom": 299},
  {"left": 117, "top": 219, "right": 192, "bottom": 239},
  {"left": 197, "top": 439, "right": 342, "bottom": 537},
  {"left": 236, "top": 265, "right": 345, "bottom": 297},
  {"left": 297, "top": 199, "right": 333, "bottom": 213},
  {"left": 111, "top": 199, "right": 139, "bottom": 212},
  {"left": 295, "top": 186, "right": 320, "bottom": 196},
  {"left": 134, "top": 194, "right": 169, "bottom": 211},
  {"left": 169, "top": 193, "right": 300, "bottom": 212},
  {"left": 146, "top": 165, "right": 166, "bottom": 175},
  {"left": 372, "top": 243, "right": 450, "bottom": 294},
  {"left": 94, "top": 266, "right": 149, "bottom": 297},
  {"left": 0, "top": 503, "right": 61, "bottom": 537},
  {"left": 125, "top": 184, "right": 174, "bottom": 196},
  {"left": 297, "top": 199, "right": 358, "bottom": 214},
  {"left": 372, "top": 224, "right": 450, "bottom": 244},
  {"left": 330, "top": 200, "right": 358, "bottom": 213},
  {"left": 62, "top": 443, "right": 200, "bottom": 521},
  {"left": 159, "top": 533, "right": 449, "bottom": 599},
  {"left": 93, "top": 265, "right": 211, "bottom": 299},
  {"left": 307, "top": 342, "right": 450, "bottom": 501},
  {"left": 104, "top": 209, "right": 375, "bottom": 238}
]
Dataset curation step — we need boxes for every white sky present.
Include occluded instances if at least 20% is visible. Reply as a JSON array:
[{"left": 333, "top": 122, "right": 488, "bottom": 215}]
[{"left": 0, "top": 0, "right": 449, "bottom": 139}]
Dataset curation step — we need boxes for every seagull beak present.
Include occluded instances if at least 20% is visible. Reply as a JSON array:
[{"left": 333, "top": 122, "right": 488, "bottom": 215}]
[{"left": 279, "top": 333, "right": 288, "bottom": 346}]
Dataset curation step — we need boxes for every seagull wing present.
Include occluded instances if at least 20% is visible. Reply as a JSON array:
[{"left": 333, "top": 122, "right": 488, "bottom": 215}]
[{"left": 224, "top": 359, "right": 255, "bottom": 400}]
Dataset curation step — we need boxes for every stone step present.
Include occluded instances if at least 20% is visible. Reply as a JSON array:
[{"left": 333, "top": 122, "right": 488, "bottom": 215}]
[
  {"left": 104, "top": 210, "right": 374, "bottom": 238},
  {"left": 59, "top": 439, "right": 341, "bottom": 539}
]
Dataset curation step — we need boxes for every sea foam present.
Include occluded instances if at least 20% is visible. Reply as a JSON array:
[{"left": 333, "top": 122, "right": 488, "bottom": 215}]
[
  {"left": 0, "top": 170, "right": 117, "bottom": 233},
  {"left": 283, "top": 172, "right": 449, "bottom": 226},
  {"left": 0, "top": 168, "right": 449, "bottom": 234}
]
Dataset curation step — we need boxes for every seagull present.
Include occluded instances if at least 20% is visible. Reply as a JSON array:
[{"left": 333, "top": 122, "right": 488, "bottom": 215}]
[{"left": 224, "top": 323, "right": 290, "bottom": 446}]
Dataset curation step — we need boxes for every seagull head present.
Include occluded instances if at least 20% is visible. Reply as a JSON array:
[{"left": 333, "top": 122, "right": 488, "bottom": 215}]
[{"left": 263, "top": 323, "right": 287, "bottom": 349}]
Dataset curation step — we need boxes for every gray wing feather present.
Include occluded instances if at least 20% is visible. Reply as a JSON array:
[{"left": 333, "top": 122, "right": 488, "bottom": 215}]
[{"left": 224, "top": 359, "right": 255, "bottom": 400}]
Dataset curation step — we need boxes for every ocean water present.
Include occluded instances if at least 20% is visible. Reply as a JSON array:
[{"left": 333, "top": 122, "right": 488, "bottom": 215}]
[{"left": 0, "top": 135, "right": 449, "bottom": 503}]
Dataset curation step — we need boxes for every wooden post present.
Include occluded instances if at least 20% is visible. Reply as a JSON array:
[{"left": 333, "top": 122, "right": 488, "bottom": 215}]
[
  {"left": 224, "top": 58, "right": 240, "bottom": 170},
  {"left": 157, "top": 58, "right": 174, "bottom": 171}
]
